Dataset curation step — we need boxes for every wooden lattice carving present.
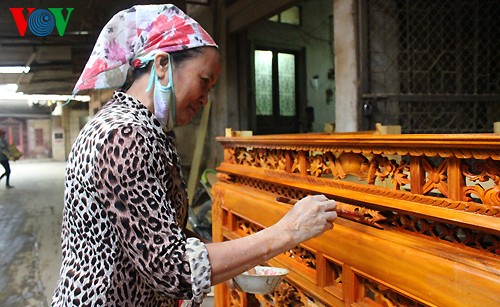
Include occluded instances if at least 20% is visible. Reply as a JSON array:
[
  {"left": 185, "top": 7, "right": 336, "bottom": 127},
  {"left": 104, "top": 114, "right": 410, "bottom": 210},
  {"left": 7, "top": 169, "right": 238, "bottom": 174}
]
[
  {"left": 363, "top": 277, "right": 428, "bottom": 307},
  {"left": 391, "top": 213, "right": 500, "bottom": 255},
  {"left": 228, "top": 288, "right": 245, "bottom": 307},
  {"left": 462, "top": 159, "right": 500, "bottom": 207},
  {"left": 308, "top": 153, "right": 328, "bottom": 177},
  {"left": 291, "top": 151, "right": 301, "bottom": 174},
  {"left": 285, "top": 246, "right": 317, "bottom": 270},
  {"left": 254, "top": 281, "right": 324, "bottom": 307},
  {"left": 328, "top": 152, "right": 370, "bottom": 180},
  {"left": 421, "top": 158, "right": 449, "bottom": 197},
  {"left": 236, "top": 219, "right": 261, "bottom": 237},
  {"left": 336, "top": 202, "right": 387, "bottom": 229},
  {"left": 330, "top": 261, "right": 343, "bottom": 286},
  {"left": 220, "top": 140, "right": 500, "bottom": 162},
  {"left": 224, "top": 145, "right": 500, "bottom": 210}
]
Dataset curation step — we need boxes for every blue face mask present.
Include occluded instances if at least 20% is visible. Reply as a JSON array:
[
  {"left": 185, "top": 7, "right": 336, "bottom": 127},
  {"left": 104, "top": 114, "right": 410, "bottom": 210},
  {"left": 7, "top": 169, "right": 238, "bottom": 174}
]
[{"left": 145, "top": 54, "right": 176, "bottom": 130}]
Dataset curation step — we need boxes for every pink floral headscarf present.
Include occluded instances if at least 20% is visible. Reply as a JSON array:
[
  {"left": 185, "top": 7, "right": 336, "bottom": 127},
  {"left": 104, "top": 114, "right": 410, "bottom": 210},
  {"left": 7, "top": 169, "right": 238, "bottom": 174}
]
[{"left": 72, "top": 4, "right": 217, "bottom": 95}]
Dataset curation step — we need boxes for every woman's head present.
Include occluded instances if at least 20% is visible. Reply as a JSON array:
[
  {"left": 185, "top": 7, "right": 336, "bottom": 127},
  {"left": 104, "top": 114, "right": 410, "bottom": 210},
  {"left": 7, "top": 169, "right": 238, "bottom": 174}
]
[
  {"left": 71, "top": 4, "right": 219, "bottom": 129},
  {"left": 72, "top": 4, "right": 218, "bottom": 96},
  {"left": 128, "top": 47, "right": 208, "bottom": 87},
  {"left": 127, "top": 46, "right": 220, "bottom": 126}
]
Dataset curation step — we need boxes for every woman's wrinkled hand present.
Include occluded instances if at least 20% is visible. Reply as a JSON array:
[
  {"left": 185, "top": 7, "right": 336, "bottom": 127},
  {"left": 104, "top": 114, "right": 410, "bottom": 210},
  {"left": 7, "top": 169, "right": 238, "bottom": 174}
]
[{"left": 275, "top": 195, "right": 337, "bottom": 245}]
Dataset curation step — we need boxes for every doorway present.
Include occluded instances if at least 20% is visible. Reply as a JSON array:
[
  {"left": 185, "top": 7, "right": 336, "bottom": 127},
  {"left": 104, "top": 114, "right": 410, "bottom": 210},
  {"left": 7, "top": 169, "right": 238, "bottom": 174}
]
[{"left": 253, "top": 48, "right": 304, "bottom": 135}]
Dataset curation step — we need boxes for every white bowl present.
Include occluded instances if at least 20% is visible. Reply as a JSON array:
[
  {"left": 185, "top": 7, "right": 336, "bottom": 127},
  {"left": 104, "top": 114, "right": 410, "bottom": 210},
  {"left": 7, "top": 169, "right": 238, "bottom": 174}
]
[{"left": 233, "top": 266, "right": 289, "bottom": 294}]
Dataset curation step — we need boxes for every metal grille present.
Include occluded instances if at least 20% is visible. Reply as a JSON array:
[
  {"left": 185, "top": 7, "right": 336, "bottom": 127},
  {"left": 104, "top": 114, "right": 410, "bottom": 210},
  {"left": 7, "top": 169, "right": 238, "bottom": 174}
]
[
  {"left": 362, "top": 0, "right": 500, "bottom": 133},
  {"left": 399, "top": 100, "right": 500, "bottom": 133}
]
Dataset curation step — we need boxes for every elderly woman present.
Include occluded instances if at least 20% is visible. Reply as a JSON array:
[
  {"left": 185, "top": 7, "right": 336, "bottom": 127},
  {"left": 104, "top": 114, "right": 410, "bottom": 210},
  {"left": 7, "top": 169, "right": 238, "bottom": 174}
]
[{"left": 52, "top": 4, "right": 337, "bottom": 307}]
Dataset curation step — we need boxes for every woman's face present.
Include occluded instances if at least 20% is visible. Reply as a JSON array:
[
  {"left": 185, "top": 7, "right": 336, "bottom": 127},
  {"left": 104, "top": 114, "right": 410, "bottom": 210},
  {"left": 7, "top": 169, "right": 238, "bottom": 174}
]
[{"left": 171, "top": 48, "right": 221, "bottom": 125}]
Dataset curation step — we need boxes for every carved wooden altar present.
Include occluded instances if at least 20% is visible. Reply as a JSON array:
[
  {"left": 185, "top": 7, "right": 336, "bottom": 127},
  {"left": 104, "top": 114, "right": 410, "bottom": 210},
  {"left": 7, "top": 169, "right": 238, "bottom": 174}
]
[{"left": 211, "top": 133, "right": 500, "bottom": 307}]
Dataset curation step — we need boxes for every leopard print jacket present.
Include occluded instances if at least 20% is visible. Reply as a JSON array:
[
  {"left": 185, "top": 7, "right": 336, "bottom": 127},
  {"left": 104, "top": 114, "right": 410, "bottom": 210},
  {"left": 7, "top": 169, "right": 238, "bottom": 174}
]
[{"left": 52, "top": 92, "right": 211, "bottom": 306}]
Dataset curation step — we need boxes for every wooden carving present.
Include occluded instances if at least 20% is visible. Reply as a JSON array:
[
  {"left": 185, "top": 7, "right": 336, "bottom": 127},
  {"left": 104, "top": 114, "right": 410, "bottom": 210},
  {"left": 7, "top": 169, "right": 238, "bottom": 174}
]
[
  {"left": 214, "top": 133, "right": 500, "bottom": 307},
  {"left": 255, "top": 281, "right": 325, "bottom": 307},
  {"left": 326, "top": 152, "right": 370, "bottom": 180},
  {"left": 421, "top": 158, "right": 449, "bottom": 197},
  {"left": 462, "top": 159, "right": 500, "bottom": 207}
]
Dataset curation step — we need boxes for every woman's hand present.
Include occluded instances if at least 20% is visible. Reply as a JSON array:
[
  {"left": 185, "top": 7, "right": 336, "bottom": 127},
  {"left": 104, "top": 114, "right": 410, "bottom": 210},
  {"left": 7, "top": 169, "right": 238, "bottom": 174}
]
[
  {"left": 206, "top": 195, "right": 337, "bottom": 285},
  {"left": 275, "top": 195, "right": 337, "bottom": 245}
]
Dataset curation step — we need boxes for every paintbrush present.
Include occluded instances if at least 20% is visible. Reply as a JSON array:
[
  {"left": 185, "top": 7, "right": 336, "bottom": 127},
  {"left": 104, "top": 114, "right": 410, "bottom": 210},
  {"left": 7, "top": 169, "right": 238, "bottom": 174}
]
[{"left": 275, "top": 196, "right": 365, "bottom": 219}]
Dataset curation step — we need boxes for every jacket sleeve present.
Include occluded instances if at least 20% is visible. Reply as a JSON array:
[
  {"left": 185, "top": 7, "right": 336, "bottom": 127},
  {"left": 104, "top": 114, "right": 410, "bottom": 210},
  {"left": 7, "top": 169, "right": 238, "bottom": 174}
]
[{"left": 93, "top": 124, "right": 211, "bottom": 301}]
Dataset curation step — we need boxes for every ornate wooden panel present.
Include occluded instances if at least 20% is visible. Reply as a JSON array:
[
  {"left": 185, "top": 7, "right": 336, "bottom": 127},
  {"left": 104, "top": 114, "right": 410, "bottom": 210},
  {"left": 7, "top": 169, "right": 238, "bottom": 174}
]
[{"left": 212, "top": 133, "right": 500, "bottom": 307}]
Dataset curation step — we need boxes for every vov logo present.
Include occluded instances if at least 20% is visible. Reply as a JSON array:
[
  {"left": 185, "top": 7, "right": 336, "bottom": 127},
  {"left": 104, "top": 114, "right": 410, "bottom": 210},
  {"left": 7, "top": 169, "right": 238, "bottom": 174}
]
[{"left": 9, "top": 8, "right": 74, "bottom": 37}]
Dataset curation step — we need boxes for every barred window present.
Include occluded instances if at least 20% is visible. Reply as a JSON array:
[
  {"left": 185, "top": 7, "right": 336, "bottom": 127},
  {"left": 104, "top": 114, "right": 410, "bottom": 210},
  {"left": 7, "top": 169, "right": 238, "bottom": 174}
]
[{"left": 361, "top": 0, "right": 500, "bottom": 133}]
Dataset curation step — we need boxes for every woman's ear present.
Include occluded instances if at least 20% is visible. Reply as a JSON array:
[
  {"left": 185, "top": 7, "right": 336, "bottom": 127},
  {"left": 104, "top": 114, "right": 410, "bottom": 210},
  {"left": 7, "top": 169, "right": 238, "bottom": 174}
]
[{"left": 153, "top": 52, "right": 170, "bottom": 80}]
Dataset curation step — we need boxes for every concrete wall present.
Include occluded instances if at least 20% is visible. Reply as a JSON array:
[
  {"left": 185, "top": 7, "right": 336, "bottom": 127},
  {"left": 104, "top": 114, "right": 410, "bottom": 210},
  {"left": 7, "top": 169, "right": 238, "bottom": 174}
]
[
  {"left": 67, "top": 110, "right": 88, "bottom": 150},
  {"left": 53, "top": 104, "right": 88, "bottom": 161},
  {"left": 302, "top": 0, "right": 336, "bottom": 132},
  {"left": 51, "top": 125, "right": 66, "bottom": 161},
  {"left": 89, "top": 90, "right": 114, "bottom": 116},
  {"left": 333, "top": 0, "right": 359, "bottom": 132},
  {"left": 26, "top": 119, "right": 51, "bottom": 159}
]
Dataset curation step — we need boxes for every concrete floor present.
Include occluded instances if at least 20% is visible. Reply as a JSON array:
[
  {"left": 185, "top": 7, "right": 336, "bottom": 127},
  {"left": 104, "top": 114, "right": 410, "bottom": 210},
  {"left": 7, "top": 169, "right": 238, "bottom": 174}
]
[
  {"left": 0, "top": 160, "right": 65, "bottom": 306},
  {"left": 0, "top": 160, "right": 214, "bottom": 306}
]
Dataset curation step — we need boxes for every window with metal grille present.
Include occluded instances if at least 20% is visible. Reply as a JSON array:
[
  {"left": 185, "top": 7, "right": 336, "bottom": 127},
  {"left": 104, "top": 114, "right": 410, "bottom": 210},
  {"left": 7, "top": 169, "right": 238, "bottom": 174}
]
[{"left": 360, "top": 0, "right": 499, "bottom": 133}]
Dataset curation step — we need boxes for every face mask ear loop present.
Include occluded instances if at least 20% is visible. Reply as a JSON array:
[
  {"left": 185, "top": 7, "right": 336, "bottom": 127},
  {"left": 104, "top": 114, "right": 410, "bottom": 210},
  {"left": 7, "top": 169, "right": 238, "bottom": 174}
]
[
  {"left": 145, "top": 64, "right": 156, "bottom": 93},
  {"left": 140, "top": 53, "right": 176, "bottom": 128}
]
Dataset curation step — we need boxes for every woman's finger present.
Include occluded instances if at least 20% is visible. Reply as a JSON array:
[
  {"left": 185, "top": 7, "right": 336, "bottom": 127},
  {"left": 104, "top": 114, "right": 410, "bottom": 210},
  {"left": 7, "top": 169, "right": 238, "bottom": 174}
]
[
  {"left": 321, "top": 199, "right": 336, "bottom": 210},
  {"left": 309, "top": 194, "right": 329, "bottom": 202},
  {"left": 324, "top": 221, "right": 334, "bottom": 231},
  {"left": 325, "top": 211, "right": 338, "bottom": 222}
]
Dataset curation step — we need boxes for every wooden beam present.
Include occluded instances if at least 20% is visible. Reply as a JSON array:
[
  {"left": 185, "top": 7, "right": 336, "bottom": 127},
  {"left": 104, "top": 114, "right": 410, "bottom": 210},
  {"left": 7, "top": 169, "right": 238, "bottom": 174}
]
[
  {"left": 187, "top": 100, "right": 212, "bottom": 205},
  {"left": 226, "top": 0, "right": 298, "bottom": 33}
]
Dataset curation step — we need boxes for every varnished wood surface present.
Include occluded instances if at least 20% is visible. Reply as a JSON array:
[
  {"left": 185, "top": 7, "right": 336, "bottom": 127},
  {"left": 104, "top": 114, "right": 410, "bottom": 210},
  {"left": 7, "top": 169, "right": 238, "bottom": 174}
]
[{"left": 213, "top": 133, "right": 500, "bottom": 307}]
